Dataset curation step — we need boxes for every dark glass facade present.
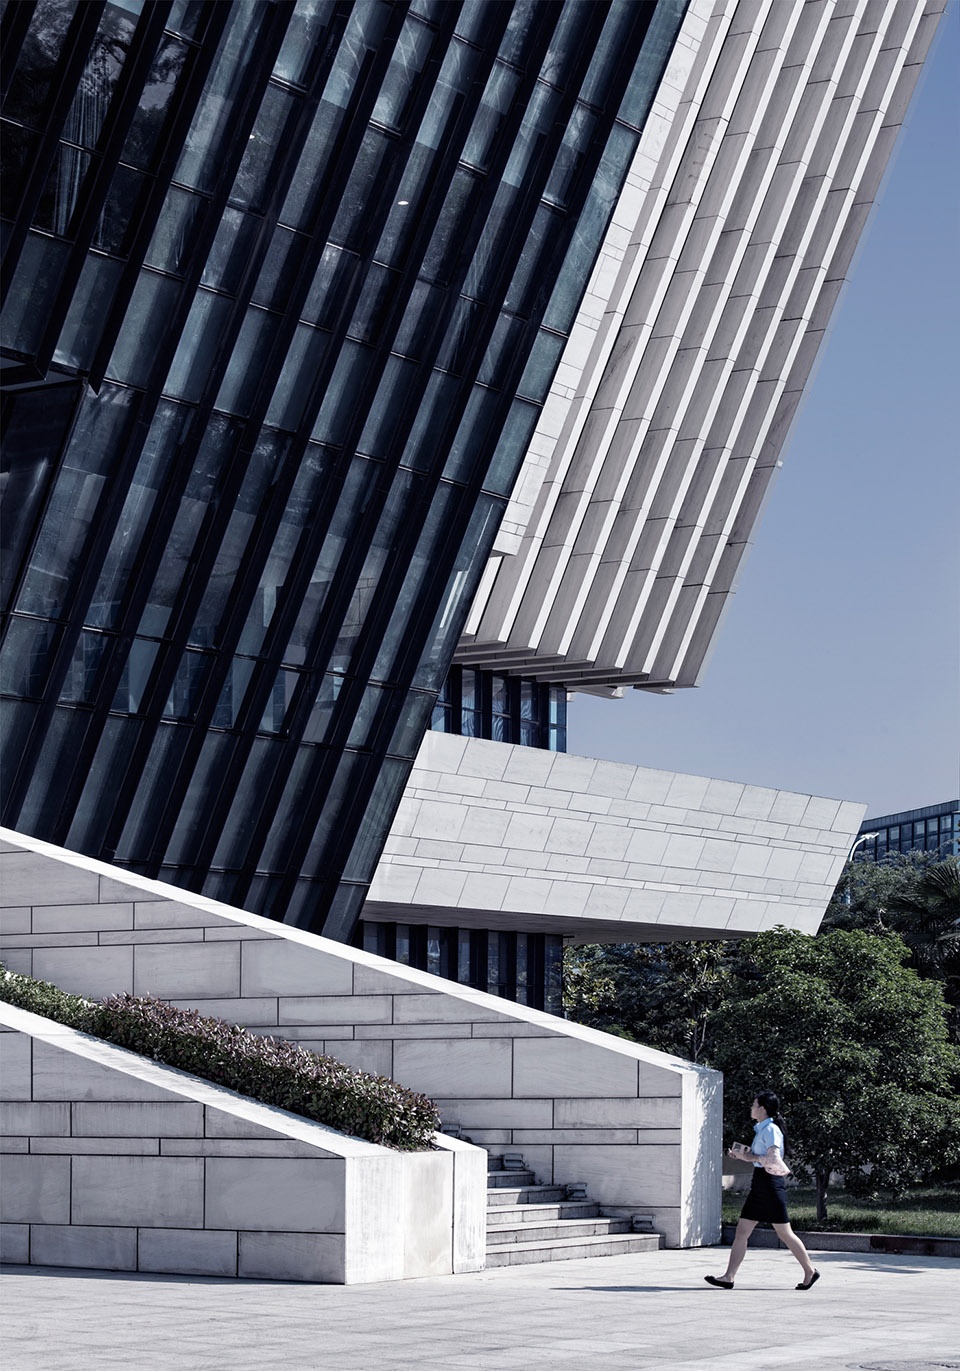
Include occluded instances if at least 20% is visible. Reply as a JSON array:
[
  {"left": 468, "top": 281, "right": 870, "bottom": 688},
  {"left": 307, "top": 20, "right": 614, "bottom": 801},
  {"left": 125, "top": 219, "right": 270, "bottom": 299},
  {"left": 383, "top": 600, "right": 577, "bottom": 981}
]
[
  {"left": 430, "top": 664, "right": 566, "bottom": 750},
  {"left": 1, "top": 0, "right": 687, "bottom": 943},
  {"left": 355, "top": 919, "right": 563, "bottom": 1013},
  {"left": 856, "top": 801, "right": 960, "bottom": 863}
]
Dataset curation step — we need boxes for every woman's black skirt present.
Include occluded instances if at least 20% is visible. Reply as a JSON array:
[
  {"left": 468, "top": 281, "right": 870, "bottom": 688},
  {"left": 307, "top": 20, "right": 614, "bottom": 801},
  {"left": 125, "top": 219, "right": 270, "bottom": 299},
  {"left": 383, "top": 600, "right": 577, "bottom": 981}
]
[{"left": 740, "top": 1167, "right": 789, "bottom": 1224}]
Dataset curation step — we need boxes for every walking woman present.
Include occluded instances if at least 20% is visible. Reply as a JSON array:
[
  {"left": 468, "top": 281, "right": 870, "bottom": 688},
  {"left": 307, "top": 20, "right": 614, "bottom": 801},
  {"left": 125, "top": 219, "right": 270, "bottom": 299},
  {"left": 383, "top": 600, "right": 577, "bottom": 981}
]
[{"left": 705, "top": 1089, "right": 820, "bottom": 1290}]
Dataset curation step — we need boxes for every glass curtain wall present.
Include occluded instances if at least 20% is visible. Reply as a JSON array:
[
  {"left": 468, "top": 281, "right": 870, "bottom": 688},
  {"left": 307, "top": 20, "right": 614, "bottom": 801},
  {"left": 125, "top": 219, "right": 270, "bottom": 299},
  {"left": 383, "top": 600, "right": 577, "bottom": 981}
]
[{"left": 1, "top": 0, "right": 687, "bottom": 940}]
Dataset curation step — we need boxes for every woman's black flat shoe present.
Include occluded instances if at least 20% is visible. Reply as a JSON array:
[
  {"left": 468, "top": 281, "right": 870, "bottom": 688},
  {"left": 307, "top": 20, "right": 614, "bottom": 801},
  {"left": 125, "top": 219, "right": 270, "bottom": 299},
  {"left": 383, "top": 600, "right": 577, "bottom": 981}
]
[
  {"left": 796, "top": 1270, "right": 820, "bottom": 1290},
  {"left": 704, "top": 1276, "right": 734, "bottom": 1289}
]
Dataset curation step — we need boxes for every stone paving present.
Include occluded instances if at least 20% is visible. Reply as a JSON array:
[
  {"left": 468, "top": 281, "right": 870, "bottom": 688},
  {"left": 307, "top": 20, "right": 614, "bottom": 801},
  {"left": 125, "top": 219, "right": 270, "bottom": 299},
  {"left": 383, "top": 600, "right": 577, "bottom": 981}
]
[{"left": 3, "top": 1247, "right": 958, "bottom": 1371}]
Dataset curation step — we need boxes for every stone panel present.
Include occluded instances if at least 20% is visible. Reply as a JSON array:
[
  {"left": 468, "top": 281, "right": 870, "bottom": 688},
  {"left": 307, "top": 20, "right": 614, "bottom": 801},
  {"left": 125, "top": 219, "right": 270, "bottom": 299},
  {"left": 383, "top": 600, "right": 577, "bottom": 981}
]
[
  {"left": 71, "top": 1156, "right": 204, "bottom": 1228},
  {"left": 278, "top": 995, "right": 392, "bottom": 1025},
  {"left": 513, "top": 1037, "right": 639, "bottom": 1098},
  {"left": 32, "top": 1041, "right": 172, "bottom": 1102},
  {"left": 433, "top": 1098, "right": 554, "bottom": 1129},
  {"left": 393, "top": 1038, "right": 511, "bottom": 1098},
  {"left": 554, "top": 1097, "right": 682, "bottom": 1128},
  {"left": 0, "top": 1032, "right": 32, "bottom": 1100},
  {"left": 0, "top": 1155, "right": 70, "bottom": 1223},
  {"left": 238, "top": 1231, "right": 345, "bottom": 1283},
  {"left": 553, "top": 1142, "right": 682, "bottom": 1208},
  {"left": 0, "top": 852, "right": 99, "bottom": 907},
  {"left": 138, "top": 1227, "right": 238, "bottom": 1277},
  {"left": 205, "top": 1158, "right": 345, "bottom": 1232},
  {"left": 32, "top": 945, "right": 133, "bottom": 999},
  {"left": 327, "top": 1040, "right": 393, "bottom": 1077},
  {"left": 133, "top": 943, "right": 240, "bottom": 999},
  {"left": 71, "top": 1102, "right": 204, "bottom": 1137},
  {"left": 392, "top": 992, "right": 503, "bottom": 1025},
  {"left": 240, "top": 939, "right": 353, "bottom": 997},
  {"left": 33, "top": 904, "right": 133, "bottom": 932},
  {"left": 30, "top": 1223, "right": 137, "bottom": 1272},
  {"left": 0, "top": 1102, "right": 70, "bottom": 1135},
  {"left": 0, "top": 907, "right": 30, "bottom": 933},
  {"left": 133, "top": 902, "right": 224, "bottom": 929},
  {"left": 0, "top": 1223, "right": 29, "bottom": 1263}
]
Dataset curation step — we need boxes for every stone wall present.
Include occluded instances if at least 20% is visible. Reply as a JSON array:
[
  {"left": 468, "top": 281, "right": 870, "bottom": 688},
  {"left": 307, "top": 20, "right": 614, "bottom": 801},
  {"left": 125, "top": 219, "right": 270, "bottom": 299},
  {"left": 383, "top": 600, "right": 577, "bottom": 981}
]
[
  {"left": 365, "top": 733, "right": 865, "bottom": 940},
  {"left": 0, "top": 1002, "right": 484, "bottom": 1283},
  {"left": 0, "top": 828, "right": 722, "bottom": 1248}
]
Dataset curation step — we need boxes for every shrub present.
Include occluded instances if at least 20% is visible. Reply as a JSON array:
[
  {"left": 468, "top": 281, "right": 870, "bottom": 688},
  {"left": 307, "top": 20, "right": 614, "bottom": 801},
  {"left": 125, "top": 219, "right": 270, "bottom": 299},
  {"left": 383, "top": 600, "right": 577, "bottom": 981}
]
[{"left": 0, "top": 965, "right": 439, "bottom": 1151}]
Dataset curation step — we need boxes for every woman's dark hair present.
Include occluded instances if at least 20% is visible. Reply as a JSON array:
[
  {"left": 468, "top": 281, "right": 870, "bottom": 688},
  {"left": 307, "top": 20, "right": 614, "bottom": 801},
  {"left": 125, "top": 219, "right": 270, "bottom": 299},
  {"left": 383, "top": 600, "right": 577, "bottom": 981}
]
[{"left": 754, "top": 1089, "right": 788, "bottom": 1150}]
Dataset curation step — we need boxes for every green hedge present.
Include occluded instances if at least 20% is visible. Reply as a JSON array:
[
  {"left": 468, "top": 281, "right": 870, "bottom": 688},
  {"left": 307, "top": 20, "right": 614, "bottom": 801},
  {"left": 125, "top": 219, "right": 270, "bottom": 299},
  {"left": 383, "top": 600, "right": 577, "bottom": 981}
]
[{"left": 0, "top": 965, "right": 439, "bottom": 1151}]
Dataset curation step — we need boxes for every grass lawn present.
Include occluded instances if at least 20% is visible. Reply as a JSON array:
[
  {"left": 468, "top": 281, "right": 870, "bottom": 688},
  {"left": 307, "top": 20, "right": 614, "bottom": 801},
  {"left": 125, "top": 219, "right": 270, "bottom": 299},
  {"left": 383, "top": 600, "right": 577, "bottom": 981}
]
[{"left": 722, "top": 1184, "right": 960, "bottom": 1237}]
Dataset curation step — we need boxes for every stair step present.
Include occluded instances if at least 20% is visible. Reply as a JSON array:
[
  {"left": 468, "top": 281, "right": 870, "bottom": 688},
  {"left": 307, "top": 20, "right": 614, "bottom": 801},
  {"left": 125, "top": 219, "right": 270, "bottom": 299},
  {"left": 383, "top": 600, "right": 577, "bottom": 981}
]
[
  {"left": 485, "top": 1232, "right": 662, "bottom": 1267},
  {"left": 487, "top": 1218, "right": 632, "bottom": 1246},
  {"left": 487, "top": 1169, "right": 537, "bottom": 1188},
  {"left": 486, "top": 1184, "right": 566, "bottom": 1206},
  {"left": 487, "top": 1201, "right": 599, "bottom": 1226}
]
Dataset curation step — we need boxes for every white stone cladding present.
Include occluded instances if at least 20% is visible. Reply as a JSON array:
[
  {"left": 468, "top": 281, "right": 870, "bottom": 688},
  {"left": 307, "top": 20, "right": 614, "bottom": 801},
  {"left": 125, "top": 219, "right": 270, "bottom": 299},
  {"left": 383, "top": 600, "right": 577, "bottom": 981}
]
[
  {"left": 0, "top": 829, "right": 721, "bottom": 1249},
  {"left": 459, "top": 0, "right": 945, "bottom": 689},
  {"left": 0, "top": 1000, "right": 482, "bottom": 1283},
  {"left": 366, "top": 732, "right": 865, "bottom": 940}
]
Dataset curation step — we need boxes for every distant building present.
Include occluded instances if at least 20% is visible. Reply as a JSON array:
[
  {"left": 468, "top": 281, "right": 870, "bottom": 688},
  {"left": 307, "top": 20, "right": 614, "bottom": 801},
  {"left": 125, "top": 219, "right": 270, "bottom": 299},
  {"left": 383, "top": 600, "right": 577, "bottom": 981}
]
[{"left": 856, "top": 802, "right": 960, "bottom": 863}]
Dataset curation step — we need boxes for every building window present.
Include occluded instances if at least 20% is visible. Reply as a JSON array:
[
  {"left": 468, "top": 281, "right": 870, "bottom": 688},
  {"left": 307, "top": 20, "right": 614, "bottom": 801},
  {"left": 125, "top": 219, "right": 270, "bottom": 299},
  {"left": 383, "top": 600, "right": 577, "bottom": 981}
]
[
  {"left": 353, "top": 921, "right": 564, "bottom": 1013},
  {"left": 430, "top": 665, "right": 567, "bottom": 750}
]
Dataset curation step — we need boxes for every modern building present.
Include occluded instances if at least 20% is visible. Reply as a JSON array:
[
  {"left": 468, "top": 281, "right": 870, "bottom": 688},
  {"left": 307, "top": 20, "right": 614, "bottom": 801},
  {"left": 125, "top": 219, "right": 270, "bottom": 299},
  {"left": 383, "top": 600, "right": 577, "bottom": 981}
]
[
  {"left": 855, "top": 800, "right": 960, "bottom": 863},
  {"left": 1, "top": 0, "right": 944, "bottom": 1011}
]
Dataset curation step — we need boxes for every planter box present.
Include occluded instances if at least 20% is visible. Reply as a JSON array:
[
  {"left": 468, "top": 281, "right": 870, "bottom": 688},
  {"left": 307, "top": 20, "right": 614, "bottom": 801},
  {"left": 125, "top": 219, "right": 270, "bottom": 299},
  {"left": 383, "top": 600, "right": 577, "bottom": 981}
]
[{"left": 0, "top": 1002, "right": 486, "bottom": 1283}]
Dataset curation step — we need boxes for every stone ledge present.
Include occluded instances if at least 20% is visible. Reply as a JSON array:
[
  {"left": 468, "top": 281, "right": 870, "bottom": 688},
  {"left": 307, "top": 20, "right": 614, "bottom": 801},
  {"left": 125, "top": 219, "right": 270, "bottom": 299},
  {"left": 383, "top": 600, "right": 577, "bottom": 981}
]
[{"left": 720, "top": 1223, "right": 959, "bottom": 1258}]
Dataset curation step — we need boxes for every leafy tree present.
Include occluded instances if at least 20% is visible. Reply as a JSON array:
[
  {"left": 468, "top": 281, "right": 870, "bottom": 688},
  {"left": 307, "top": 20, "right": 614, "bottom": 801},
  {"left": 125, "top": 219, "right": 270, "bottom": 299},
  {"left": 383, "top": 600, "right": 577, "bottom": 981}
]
[
  {"left": 564, "top": 939, "right": 735, "bottom": 1062},
  {"left": 823, "top": 853, "right": 960, "bottom": 1032},
  {"left": 708, "top": 928, "right": 960, "bottom": 1220}
]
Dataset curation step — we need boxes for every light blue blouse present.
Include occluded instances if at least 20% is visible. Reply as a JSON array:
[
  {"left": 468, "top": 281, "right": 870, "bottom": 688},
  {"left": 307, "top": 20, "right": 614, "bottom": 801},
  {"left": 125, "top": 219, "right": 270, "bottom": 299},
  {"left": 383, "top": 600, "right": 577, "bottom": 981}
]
[{"left": 750, "top": 1117, "right": 784, "bottom": 1165}]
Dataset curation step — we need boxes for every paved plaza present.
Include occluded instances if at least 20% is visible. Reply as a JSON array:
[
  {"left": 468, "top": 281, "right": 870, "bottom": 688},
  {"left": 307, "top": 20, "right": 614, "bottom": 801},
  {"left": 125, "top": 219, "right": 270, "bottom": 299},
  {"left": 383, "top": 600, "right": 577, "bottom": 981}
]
[{"left": 3, "top": 1247, "right": 958, "bottom": 1371}]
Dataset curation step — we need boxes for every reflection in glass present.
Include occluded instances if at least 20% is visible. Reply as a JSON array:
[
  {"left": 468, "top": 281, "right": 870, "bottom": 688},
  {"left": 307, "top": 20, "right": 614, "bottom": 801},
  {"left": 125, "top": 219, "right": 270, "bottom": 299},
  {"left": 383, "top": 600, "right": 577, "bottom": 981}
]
[
  {"left": 3, "top": 0, "right": 78, "bottom": 128},
  {"left": 121, "top": 35, "right": 188, "bottom": 170},
  {"left": 112, "top": 637, "right": 160, "bottom": 713},
  {"left": 274, "top": 0, "right": 336, "bottom": 86},
  {"left": 16, "top": 385, "right": 135, "bottom": 620},
  {"left": 0, "top": 619, "right": 60, "bottom": 699},
  {"left": 260, "top": 667, "right": 300, "bottom": 735},
  {"left": 66, "top": 716, "right": 141, "bottom": 851},
  {"left": 138, "top": 413, "right": 239, "bottom": 638},
  {"left": 175, "top": 0, "right": 265, "bottom": 193},
  {"left": 88, "top": 402, "right": 189, "bottom": 629},
  {"left": 107, "top": 270, "right": 179, "bottom": 387},
  {"left": 231, "top": 84, "right": 296, "bottom": 212},
  {"left": 191, "top": 429, "right": 290, "bottom": 646},
  {"left": 54, "top": 253, "right": 122, "bottom": 370},
  {"left": 145, "top": 187, "right": 204, "bottom": 276},
  {"left": 163, "top": 648, "right": 212, "bottom": 720},
  {"left": 59, "top": 630, "right": 111, "bottom": 703}
]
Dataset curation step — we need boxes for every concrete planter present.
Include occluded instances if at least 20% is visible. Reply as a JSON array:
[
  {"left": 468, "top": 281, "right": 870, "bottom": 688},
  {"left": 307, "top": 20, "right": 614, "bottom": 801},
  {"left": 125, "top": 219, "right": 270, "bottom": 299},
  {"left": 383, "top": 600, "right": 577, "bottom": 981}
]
[{"left": 0, "top": 1002, "right": 486, "bottom": 1283}]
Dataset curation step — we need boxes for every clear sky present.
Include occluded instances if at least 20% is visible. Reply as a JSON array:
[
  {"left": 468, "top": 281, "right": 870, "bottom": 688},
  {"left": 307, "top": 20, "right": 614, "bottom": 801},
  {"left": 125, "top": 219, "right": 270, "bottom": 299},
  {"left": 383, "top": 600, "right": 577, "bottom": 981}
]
[{"left": 569, "top": 10, "right": 959, "bottom": 820}]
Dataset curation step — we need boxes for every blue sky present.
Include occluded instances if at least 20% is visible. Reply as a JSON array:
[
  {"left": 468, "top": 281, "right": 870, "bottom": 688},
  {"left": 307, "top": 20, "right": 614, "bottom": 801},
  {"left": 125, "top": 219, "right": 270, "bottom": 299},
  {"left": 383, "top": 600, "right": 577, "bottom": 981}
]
[{"left": 570, "top": 10, "right": 959, "bottom": 819}]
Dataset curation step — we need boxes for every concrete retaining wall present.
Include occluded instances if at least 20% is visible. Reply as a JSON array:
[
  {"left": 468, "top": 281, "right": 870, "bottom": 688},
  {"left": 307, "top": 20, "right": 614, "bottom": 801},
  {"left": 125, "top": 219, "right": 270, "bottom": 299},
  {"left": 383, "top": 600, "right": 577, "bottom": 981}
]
[
  {"left": 0, "top": 827, "right": 722, "bottom": 1248},
  {"left": 0, "top": 1002, "right": 484, "bottom": 1283}
]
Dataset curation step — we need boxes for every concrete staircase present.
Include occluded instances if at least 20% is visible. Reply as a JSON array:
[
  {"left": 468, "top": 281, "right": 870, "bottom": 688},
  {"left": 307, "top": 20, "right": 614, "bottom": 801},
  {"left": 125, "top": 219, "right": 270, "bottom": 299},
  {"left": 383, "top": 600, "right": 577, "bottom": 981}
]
[{"left": 485, "top": 1154, "right": 662, "bottom": 1267}]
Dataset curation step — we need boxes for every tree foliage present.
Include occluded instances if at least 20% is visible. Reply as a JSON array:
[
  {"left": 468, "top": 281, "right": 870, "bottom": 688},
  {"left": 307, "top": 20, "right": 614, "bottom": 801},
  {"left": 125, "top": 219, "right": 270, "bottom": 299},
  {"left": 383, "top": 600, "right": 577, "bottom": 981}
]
[
  {"left": 823, "top": 853, "right": 960, "bottom": 1028},
  {"left": 564, "top": 926, "right": 960, "bottom": 1219},
  {"left": 563, "top": 939, "right": 735, "bottom": 1062},
  {"left": 709, "top": 928, "right": 960, "bottom": 1217}
]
